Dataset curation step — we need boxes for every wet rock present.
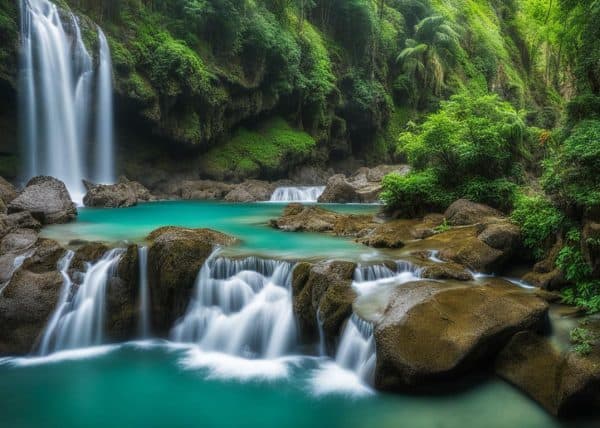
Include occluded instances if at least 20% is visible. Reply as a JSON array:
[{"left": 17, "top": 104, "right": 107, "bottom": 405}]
[
  {"left": 8, "top": 176, "right": 77, "bottom": 224},
  {"left": 179, "top": 180, "right": 234, "bottom": 200},
  {"left": 0, "top": 229, "right": 38, "bottom": 255},
  {"left": 374, "top": 281, "right": 549, "bottom": 391},
  {"left": 0, "top": 268, "right": 63, "bottom": 355},
  {"left": 106, "top": 245, "right": 139, "bottom": 342},
  {"left": 477, "top": 221, "right": 521, "bottom": 252},
  {"left": 359, "top": 220, "right": 418, "bottom": 249},
  {"left": 292, "top": 260, "right": 357, "bottom": 352},
  {"left": 5, "top": 211, "right": 42, "bottom": 231},
  {"left": 270, "top": 203, "right": 343, "bottom": 233},
  {"left": 147, "top": 227, "right": 236, "bottom": 333},
  {"left": 317, "top": 174, "right": 361, "bottom": 203},
  {"left": 523, "top": 239, "right": 567, "bottom": 290},
  {"left": 0, "top": 176, "right": 17, "bottom": 204},
  {"left": 223, "top": 180, "right": 275, "bottom": 202},
  {"left": 495, "top": 331, "right": 600, "bottom": 417},
  {"left": 444, "top": 199, "right": 503, "bottom": 226},
  {"left": 118, "top": 176, "right": 154, "bottom": 202},
  {"left": 419, "top": 261, "right": 474, "bottom": 281},
  {"left": 70, "top": 242, "right": 110, "bottom": 272},
  {"left": 21, "top": 239, "right": 65, "bottom": 273},
  {"left": 83, "top": 182, "right": 137, "bottom": 208}
]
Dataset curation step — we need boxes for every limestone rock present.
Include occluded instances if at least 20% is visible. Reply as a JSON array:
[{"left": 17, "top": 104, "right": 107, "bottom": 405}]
[
  {"left": 444, "top": 199, "right": 503, "bottom": 226},
  {"left": 8, "top": 176, "right": 77, "bottom": 224}
]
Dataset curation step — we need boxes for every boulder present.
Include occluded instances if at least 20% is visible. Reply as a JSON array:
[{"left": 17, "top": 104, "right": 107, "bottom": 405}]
[
  {"left": 8, "top": 176, "right": 77, "bottom": 224},
  {"left": 179, "top": 180, "right": 234, "bottom": 200},
  {"left": 5, "top": 211, "right": 42, "bottom": 231},
  {"left": 419, "top": 261, "right": 474, "bottom": 281},
  {"left": 0, "top": 229, "right": 38, "bottom": 255},
  {"left": 292, "top": 260, "right": 357, "bottom": 352},
  {"left": 523, "top": 239, "right": 567, "bottom": 290},
  {"left": 0, "top": 177, "right": 17, "bottom": 204},
  {"left": 0, "top": 268, "right": 63, "bottom": 355},
  {"left": 318, "top": 174, "right": 361, "bottom": 203},
  {"left": 359, "top": 220, "right": 420, "bottom": 249},
  {"left": 223, "top": 180, "right": 275, "bottom": 202},
  {"left": 21, "top": 239, "right": 65, "bottom": 273},
  {"left": 495, "top": 331, "right": 600, "bottom": 417},
  {"left": 270, "top": 203, "right": 342, "bottom": 233},
  {"left": 70, "top": 242, "right": 110, "bottom": 272},
  {"left": 83, "top": 182, "right": 137, "bottom": 208},
  {"left": 106, "top": 245, "right": 139, "bottom": 341},
  {"left": 444, "top": 199, "right": 503, "bottom": 226},
  {"left": 374, "top": 281, "right": 549, "bottom": 391},
  {"left": 118, "top": 176, "right": 154, "bottom": 202},
  {"left": 582, "top": 220, "right": 600, "bottom": 277},
  {"left": 147, "top": 227, "right": 236, "bottom": 333}
]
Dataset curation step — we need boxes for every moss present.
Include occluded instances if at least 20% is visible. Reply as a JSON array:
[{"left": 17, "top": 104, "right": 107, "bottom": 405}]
[{"left": 201, "top": 117, "right": 316, "bottom": 181}]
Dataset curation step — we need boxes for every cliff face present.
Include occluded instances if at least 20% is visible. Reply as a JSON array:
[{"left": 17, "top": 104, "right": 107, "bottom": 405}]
[{"left": 0, "top": 0, "right": 554, "bottom": 184}]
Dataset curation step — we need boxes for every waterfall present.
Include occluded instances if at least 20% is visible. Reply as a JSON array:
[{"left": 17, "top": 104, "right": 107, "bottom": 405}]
[
  {"left": 171, "top": 253, "right": 297, "bottom": 359},
  {"left": 95, "top": 29, "right": 115, "bottom": 184},
  {"left": 333, "top": 260, "right": 422, "bottom": 383},
  {"left": 38, "top": 249, "right": 124, "bottom": 355},
  {"left": 269, "top": 186, "right": 326, "bottom": 202},
  {"left": 138, "top": 246, "right": 151, "bottom": 338},
  {"left": 18, "top": 0, "right": 115, "bottom": 203}
]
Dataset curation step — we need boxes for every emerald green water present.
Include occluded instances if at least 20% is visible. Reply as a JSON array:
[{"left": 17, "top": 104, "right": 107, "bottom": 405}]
[
  {"left": 42, "top": 201, "right": 381, "bottom": 259},
  {"left": 0, "top": 342, "right": 595, "bottom": 428}
]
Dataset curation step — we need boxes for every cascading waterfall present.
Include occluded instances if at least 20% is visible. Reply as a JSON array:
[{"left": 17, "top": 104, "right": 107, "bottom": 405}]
[
  {"left": 172, "top": 253, "right": 297, "bottom": 359},
  {"left": 18, "top": 0, "right": 116, "bottom": 202},
  {"left": 334, "top": 261, "right": 423, "bottom": 383},
  {"left": 38, "top": 249, "right": 124, "bottom": 355},
  {"left": 95, "top": 29, "right": 115, "bottom": 184},
  {"left": 269, "top": 186, "right": 326, "bottom": 202},
  {"left": 138, "top": 246, "right": 151, "bottom": 338}
]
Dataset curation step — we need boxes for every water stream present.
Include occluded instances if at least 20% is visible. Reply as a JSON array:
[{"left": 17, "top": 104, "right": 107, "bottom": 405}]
[
  {"left": 270, "top": 186, "right": 326, "bottom": 202},
  {"left": 138, "top": 246, "right": 151, "bottom": 338}
]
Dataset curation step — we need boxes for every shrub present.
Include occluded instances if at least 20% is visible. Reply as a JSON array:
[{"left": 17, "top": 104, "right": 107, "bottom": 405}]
[
  {"left": 510, "top": 193, "right": 564, "bottom": 259},
  {"left": 543, "top": 120, "right": 600, "bottom": 216},
  {"left": 380, "top": 170, "right": 454, "bottom": 217},
  {"left": 458, "top": 178, "right": 518, "bottom": 212}
]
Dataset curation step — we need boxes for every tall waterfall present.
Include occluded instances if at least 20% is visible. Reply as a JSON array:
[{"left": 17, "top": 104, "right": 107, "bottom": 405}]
[
  {"left": 269, "top": 186, "right": 326, "bottom": 202},
  {"left": 138, "top": 246, "right": 151, "bottom": 338},
  {"left": 38, "top": 249, "right": 124, "bottom": 355},
  {"left": 19, "top": 0, "right": 116, "bottom": 202},
  {"left": 334, "top": 261, "right": 423, "bottom": 383},
  {"left": 172, "top": 253, "right": 297, "bottom": 359}
]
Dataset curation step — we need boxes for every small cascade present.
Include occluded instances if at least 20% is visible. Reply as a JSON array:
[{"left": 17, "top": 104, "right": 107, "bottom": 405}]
[
  {"left": 38, "top": 249, "right": 124, "bottom": 355},
  {"left": 335, "top": 314, "right": 376, "bottom": 384},
  {"left": 332, "top": 260, "right": 423, "bottom": 384},
  {"left": 18, "top": 0, "right": 116, "bottom": 202},
  {"left": 172, "top": 254, "right": 297, "bottom": 359},
  {"left": 352, "top": 261, "right": 422, "bottom": 296},
  {"left": 269, "top": 186, "right": 326, "bottom": 202},
  {"left": 138, "top": 246, "right": 151, "bottom": 338}
]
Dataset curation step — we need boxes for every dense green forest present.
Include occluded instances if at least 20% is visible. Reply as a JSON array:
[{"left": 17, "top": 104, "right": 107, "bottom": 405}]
[{"left": 0, "top": 0, "right": 598, "bottom": 313}]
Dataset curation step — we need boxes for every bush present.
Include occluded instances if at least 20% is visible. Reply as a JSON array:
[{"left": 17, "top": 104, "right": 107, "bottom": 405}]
[
  {"left": 458, "top": 178, "right": 518, "bottom": 212},
  {"left": 543, "top": 120, "right": 600, "bottom": 216},
  {"left": 510, "top": 193, "right": 564, "bottom": 259},
  {"left": 400, "top": 92, "right": 527, "bottom": 187},
  {"left": 380, "top": 170, "right": 454, "bottom": 217}
]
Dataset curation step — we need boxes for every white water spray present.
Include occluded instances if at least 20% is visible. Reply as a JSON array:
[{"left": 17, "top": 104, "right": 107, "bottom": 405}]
[
  {"left": 269, "top": 186, "right": 326, "bottom": 202},
  {"left": 19, "top": 0, "right": 116, "bottom": 202},
  {"left": 172, "top": 253, "right": 297, "bottom": 359}
]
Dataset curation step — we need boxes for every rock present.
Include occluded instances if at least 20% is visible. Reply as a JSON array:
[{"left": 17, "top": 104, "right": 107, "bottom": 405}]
[
  {"left": 223, "top": 180, "right": 275, "bottom": 202},
  {"left": 106, "top": 244, "right": 139, "bottom": 341},
  {"left": 522, "top": 239, "right": 567, "bottom": 290},
  {"left": 5, "top": 211, "right": 42, "bottom": 231},
  {"left": 477, "top": 221, "right": 521, "bottom": 252},
  {"left": 495, "top": 331, "right": 600, "bottom": 417},
  {"left": 0, "top": 177, "right": 17, "bottom": 204},
  {"left": 359, "top": 220, "right": 419, "bottom": 249},
  {"left": 0, "top": 229, "right": 38, "bottom": 255},
  {"left": 8, "top": 176, "right": 76, "bottom": 224},
  {"left": 292, "top": 260, "right": 357, "bottom": 352},
  {"left": 374, "top": 281, "right": 549, "bottom": 391},
  {"left": 21, "top": 239, "right": 65, "bottom": 273},
  {"left": 118, "top": 176, "right": 154, "bottom": 202},
  {"left": 318, "top": 174, "right": 361, "bottom": 203},
  {"left": 419, "top": 262, "right": 474, "bottom": 281},
  {"left": 271, "top": 203, "right": 342, "bottom": 232},
  {"left": 582, "top": 220, "right": 600, "bottom": 277},
  {"left": 147, "top": 227, "right": 236, "bottom": 333},
  {"left": 70, "top": 242, "right": 110, "bottom": 272},
  {"left": 444, "top": 199, "right": 503, "bottom": 226},
  {"left": 0, "top": 268, "right": 63, "bottom": 355},
  {"left": 179, "top": 180, "right": 234, "bottom": 200},
  {"left": 83, "top": 182, "right": 137, "bottom": 208}
]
